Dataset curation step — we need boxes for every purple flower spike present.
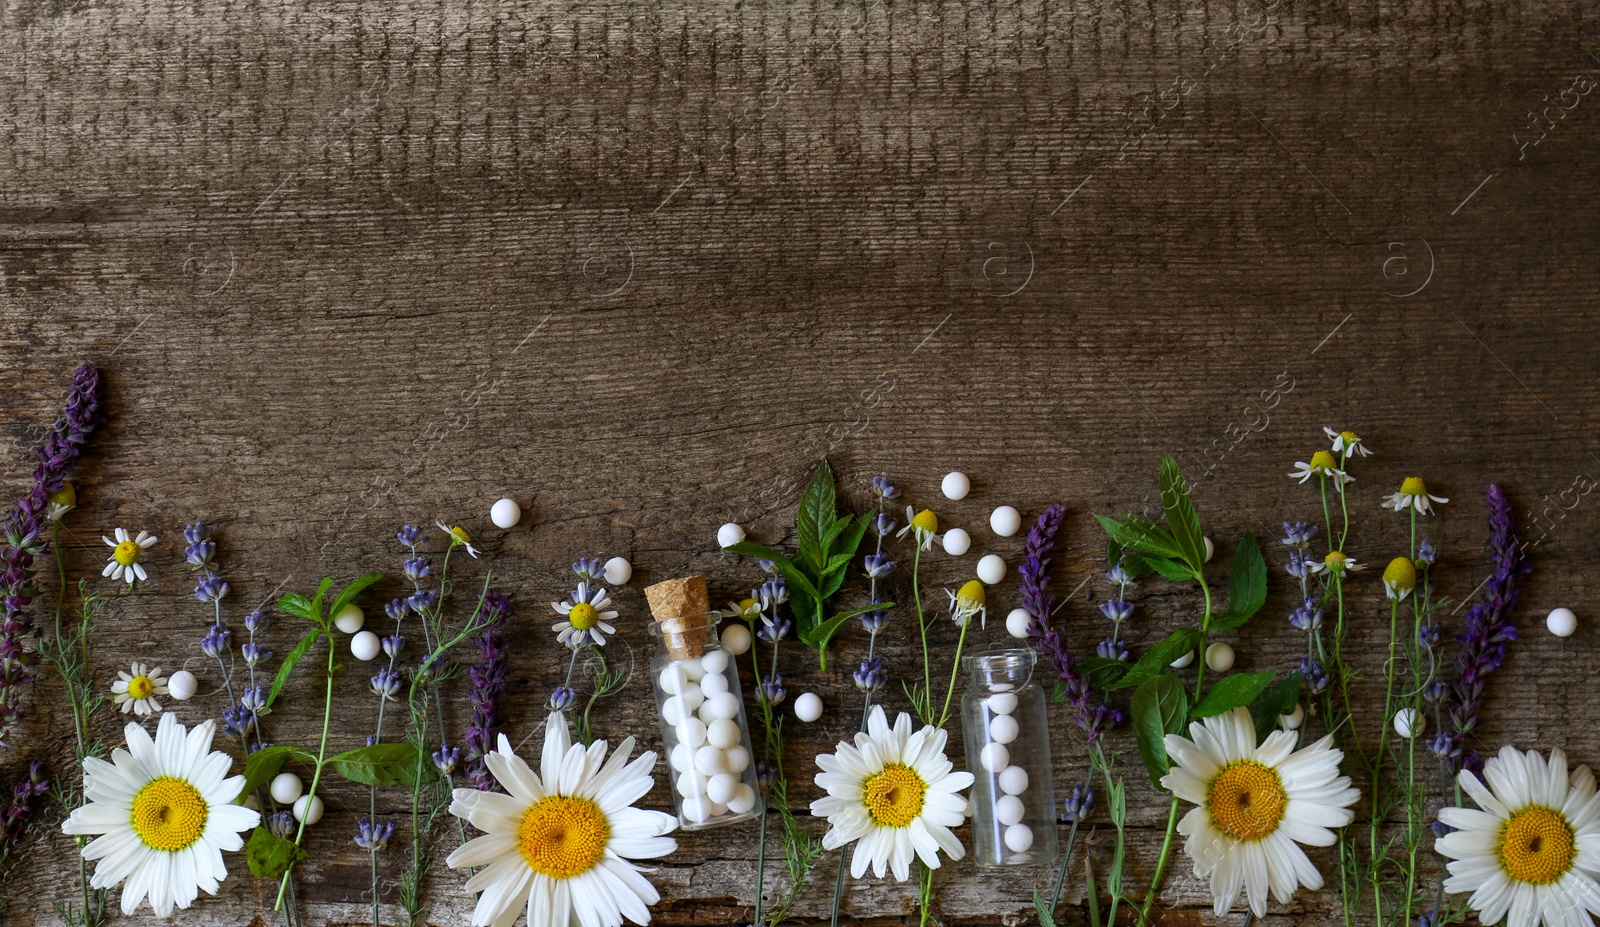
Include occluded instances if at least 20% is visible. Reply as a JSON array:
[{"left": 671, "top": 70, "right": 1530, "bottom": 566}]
[
  {"left": 1023, "top": 505, "right": 1118, "bottom": 744},
  {"left": 464, "top": 589, "right": 513, "bottom": 791}
]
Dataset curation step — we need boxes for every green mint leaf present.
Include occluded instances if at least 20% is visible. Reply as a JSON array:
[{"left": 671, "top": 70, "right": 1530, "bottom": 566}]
[
  {"left": 237, "top": 744, "right": 297, "bottom": 803},
  {"left": 265, "top": 628, "right": 322, "bottom": 714},
  {"left": 246, "top": 826, "right": 310, "bottom": 878},
  {"left": 1248, "top": 671, "right": 1303, "bottom": 744},
  {"left": 276, "top": 593, "right": 316, "bottom": 622},
  {"left": 1158, "top": 453, "right": 1206, "bottom": 572},
  {"left": 1145, "top": 556, "right": 1194, "bottom": 582},
  {"left": 328, "top": 572, "right": 386, "bottom": 624},
  {"left": 329, "top": 743, "right": 434, "bottom": 788},
  {"left": 308, "top": 577, "right": 336, "bottom": 623},
  {"left": 1210, "top": 533, "right": 1267, "bottom": 631},
  {"left": 796, "top": 460, "right": 837, "bottom": 573},
  {"left": 1132, "top": 674, "right": 1188, "bottom": 788},
  {"left": 724, "top": 542, "right": 821, "bottom": 599},
  {"left": 1078, "top": 656, "right": 1131, "bottom": 690},
  {"left": 1104, "top": 629, "right": 1200, "bottom": 690},
  {"left": 1191, "top": 671, "right": 1276, "bottom": 719},
  {"left": 1095, "top": 514, "right": 1183, "bottom": 562}
]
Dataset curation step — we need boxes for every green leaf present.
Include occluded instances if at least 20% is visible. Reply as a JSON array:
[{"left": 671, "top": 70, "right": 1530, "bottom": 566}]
[
  {"left": 1132, "top": 674, "right": 1188, "bottom": 788},
  {"left": 1095, "top": 514, "right": 1183, "bottom": 562},
  {"left": 1159, "top": 453, "right": 1206, "bottom": 571},
  {"left": 1109, "top": 776, "right": 1127, "bottom": 825},
  {"left": 724, "top": 542, "right": 822, "bottom": 599},
  {"left": 1033, "top": 890, "right": 1058, "bottom": 927},
  {"left": 787, "top": 587, "right": 821, "bottom": 640},
  {"left": 247, "top": 826, "right": 309, "bottom": 878},
  {"left": 796, "top": 460, "right": 837, "bottom": 573},
  {"left": 309, "top": 577, "right": 336, "bottom": 621},
  {"left": 329, "top": 743, "right": 435, "bottom": 788},
  {"left": 1104, "top": 629, "right": 1200, "bottom": 690},
  {"left": 276, "top": 593, "right": 316, "bottom": 622},
  {"left": 798, "top": 601, "right": 895, "bottom": 651},
  {"left": 1191, "top": 671, "right": 1276, "bottom": 719},
  {"left": 1078, "top": 656, "right": 1131, "bottom": 691},
  {"left": 1211, "top": 533, "right": 1267, "bottom": 631},
  {"left": 328, "top": 572, "right": 386, "bottom": 624},
  {"left": 1145, "top": 556, "right": 1194, "bottom": 582},
  {"left": 1249, "top": 671, "right": 1303, "bottom": 744},
  {"left": 821, "top": 512, "right": 853, "bottom": 550},
  {"left": 265, "top": 628, "right": 322, "bottom": 714},
  {"left": 237, "top": 745, "right": 300, "bottom": 802}
]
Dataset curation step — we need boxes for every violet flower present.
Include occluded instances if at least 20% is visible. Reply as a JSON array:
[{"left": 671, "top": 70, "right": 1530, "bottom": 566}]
[
  {"left": 1022, "top": 505, "right": 1120, "bottom": 744},
  {"left": 464, "top": 589, "right": 513, "bottom": 791},
  {"left": 0, "top": 362, "right": 103, "bottom": 744},
  {"left": 1445, "top": 484, "right": 1528, "bottom": 771},
  {"left": 0, "top": 761, "right": 49, "bottom": 863}
]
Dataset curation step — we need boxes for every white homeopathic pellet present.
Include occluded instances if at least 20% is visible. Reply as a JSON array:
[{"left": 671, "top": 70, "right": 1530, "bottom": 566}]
[
  {"left": 292, "top": 794, "right": 324, "bottom": 825},
  {"left": 694, "top": 745, "right": 727, "bottom": 776},
  {"left": 1005, "top": 607, "right": 1033, "bottom": 639},
  {"left": 351, "top": 630, "right": 381, "bottom": 661},
  {"left": 987, "top": 692, "right": 1017, "bottom": 715},
  {"left": 1170, "top": 649, "right": 1195, "bottom": 669},
  {"left": 990, "top": 506, "right": 1022, "bottom": 537},
  {"left": 717, "top": 523, "right": 745, "bottom": 548},
  {"left": 1004, "top": 823, "right": 1035, "bottom": 853},
  {"left": 707, "top": 718, "right": 741, "bottom": 750},
  {"left": 794, "top": 691, "right": 823, "bottom": 723},
  {"left": 941, "top": 471, "right": 970, "bottom": 500},
  {"left": 995, "top": 794, "right": 1026, "bottom": 827},
  {"left": 166, "top": 670, "right": 198, "bottom": 701},
  {"left": 1548, "top": 607, "right": 1578, "bottom": 637},
  {"left": 728, "top": 782, "right": 758, "bottom": 814},
  {"left": 1204, "top": 641, "right": 1235, "bottom": 673},
  {"left": 270, "top": 772, "right": 304, "bottom": 805},
  {"left": 719, "top": 623, "right": 752, "bottom": 656},
  {"left": 1393, "top": 707, "right": 1422, "bottom": 740},
  {"left": 997, "top": 765, "right": 1030, "bottom": 795},
  {"left": 942, "top": 528, "right": 972, "bottom": 556},
  {"left": 977, "top": 554, "right": 1007, "bottom": 585},
  {"left": 980, "top": 743, "right": 1010, "bottom": 772},
  {"left": 1203, "top": 536, "right": 1214, "bottom": 562},
  {"left": 701, "top": 650, "right": 730, "bottom": 675},
  {"left": 707, "top": 773, "right": 739, "bottom": 805},
  {"left": 724, "top": 745, "right": 751, "bottom": 774},
  {"left": 490, "top": 498, "right": 521, "bottom": 529},
  {"left": 333, "top": 603, "right": 365, "bottom": 634},
  {"left": 989, "top": 714, "right": 1020, "bottom": 745},
  {"left": 604, "top": 556, "right": 632, "bottom": 585}
]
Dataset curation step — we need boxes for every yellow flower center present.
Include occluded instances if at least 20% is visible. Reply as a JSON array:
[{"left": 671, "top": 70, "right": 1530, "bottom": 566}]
[
  {"left": 911, "top": 509, "right": 939, "bottom": 535},
  {"left": 956, "top": 580, "right": 985, "bottom": 609},
  {"left": 1339, "top": 430, "right": 1360, "bottom": 445},
  {"left": 1400, "top": 476, "right": 1428, "bottom": 496},
  {"left": 567, "top": 602, "right": 599, "bottom": 631},
  {"left": 1324, "top": 551, "right": 1350, "bottom": 571},
  {"left": 1207, "top": 761, "right": 1288, "bottom": 841},
  {"left": 737, "top": 598, "right": 760, "bottom": 618},
  {"left": 127, "top": 675, "right": 155, "bottom": 700},
  {"left": 113, "top": 541, "right": 141, "bottom": 567},
  {"left": 130, "top": 776, "right": 209, "bottom": 852},
  {"left": 449, "top": 526, "right": 472, "bottom": 545},
  {"left": 1498, "top": 806, "right": 1575, "bottom": 885},
  {"left": 516, "top": 795, "right": 610, "bottom": 879},
  {"left": 48, "top": 482, "right": 76, "bottom": 508},
  {"left": 861, "top": 762, "right": 927, "bottom": 828},
  {"left": 1383, "top": 557, "right": 1416, "bottom": 591},
  {"left": 1309, "top": 451, "right": 1339, "bottom": 472}
]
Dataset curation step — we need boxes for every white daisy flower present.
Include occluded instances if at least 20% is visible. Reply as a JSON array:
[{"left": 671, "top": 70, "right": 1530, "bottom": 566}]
[
  {"left": 112, "top": 662, "right": 170, "bottom": 716},
  {"left": 101, "top": 527, "right": 157, "bottom": 585},
  {"left": 1383, "top": 477, "right": 1448, "bottom": 516},
  {"left": 1323, "top": 427, "right": 1374, "bottom": 458},
  {"left": 1437, "top": 745, "right": 1600, "bottom": 927},
  {"left": 946, "top": 580, "right": 986, "bottom": 629},
  {"left": 437, "top": 521, "right": 481, "bottom": 558},
  {"left": 1161, "top": 706, "right": 1359, "bottom": 918},
  {"left": 61, "top": 712, "right": 259, "bottom": 917},
  {"left": 445, "top": 711, "right": 678, "bottom": 927},
  {"left": 551, "top": 581, "right": 619, "bottom": 649},
  {"left": 1308, "top": 551, "right": 1365, "bottom": 575},
  {"left": 809, "top": 705, "right": 975, "bottom": 882},
  {"left": 895, "top": 506, "right": 940, "bottom": 552},
  {"left": 1287, "top": 451, "right": 1353, "bottom": 488}
]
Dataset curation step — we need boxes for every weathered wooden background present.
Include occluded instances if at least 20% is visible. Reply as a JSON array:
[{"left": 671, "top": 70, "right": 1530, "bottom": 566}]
[{"left": 3, "top": 0, "right": 1598, "bottom": 923}]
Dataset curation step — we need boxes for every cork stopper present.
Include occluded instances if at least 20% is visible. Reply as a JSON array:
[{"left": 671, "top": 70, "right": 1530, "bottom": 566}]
[{"left": 645, "top": 574, "right": 712, "bottom": 661}]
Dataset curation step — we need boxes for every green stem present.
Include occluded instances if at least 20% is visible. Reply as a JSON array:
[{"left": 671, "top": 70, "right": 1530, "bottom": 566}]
[
  {"left": 277, "top": 629, "right": 336, "bottom": 911},
  {"left": 935, "top": 617, "right": 972, "bottom": 730},
  {"left": 1139, "top": 795, "right": 1182, "bottom": 925},
  {"left": 913, "top": 544, "right": 928, "bottom": 719}
]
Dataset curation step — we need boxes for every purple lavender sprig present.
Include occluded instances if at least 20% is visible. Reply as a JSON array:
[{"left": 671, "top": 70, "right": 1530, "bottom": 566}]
[
  {"left": 1445, "top": 484, "right": 1527, "bottom": 773},
  {"left": 1022, "top": 504, "right": 1121, "bottom": 743},
  {"left": 0, "top": 761, "right": 49, "bottom": 863},
  {"left": 0, "top": 363, "right": 103, "bottom": 743},
  {"left": 464, "top": 590, "right": 513, "bottom": 791}
]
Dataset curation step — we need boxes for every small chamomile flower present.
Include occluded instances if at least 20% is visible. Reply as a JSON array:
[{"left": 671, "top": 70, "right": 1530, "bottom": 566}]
[
  {"left": 722, "top": 597, "right": 762, "bottom": 622},
  {"left": 1324, "top": 426, "right": 1374, "bottom": 458},
  {"left": 1383, "top": 557, "right": 1417, "bottom": 601},
  {"left": 1383, "top": 477, "right": 1449, "bottom": 516},
  {"left": 112, "top": 662, "right": 169, "bottom": 716},
  {"left": 101, "top": 528, "right": 157, "bottom": 585},
  {"left": 551, "top": 581, "right": 618, "bottom": 649},
  {"left": 897, "top": 506, "right": 940, "bottom": 551},
  {"left": 1288, "top": 451, "right": 1353, "bottom": 488},
  {"left": 946, "top": 580, "right": 986, "bottom": 629},
  {"left": 45, "top": 481, "right": 76, "bottom": 521},
  {"left": 435, "top": 521, "right": 480, "bottom": 558},
  {"left": 1310, "top": 551, "right": 1365, "bottom": 575}
]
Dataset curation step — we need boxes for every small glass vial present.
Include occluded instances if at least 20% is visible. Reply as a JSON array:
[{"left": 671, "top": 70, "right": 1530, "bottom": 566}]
[
  {"left": 649, "top": 612, "right": 763, "bottom": 829},
  {"left": 960, "top": 648, "right": 1058, "bottom": 866}
]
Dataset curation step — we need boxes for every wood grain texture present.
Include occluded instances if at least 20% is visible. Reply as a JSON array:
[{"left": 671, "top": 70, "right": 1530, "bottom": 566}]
[{"left": 2, "top": 0, "right": 1598, "bottom": 922}]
